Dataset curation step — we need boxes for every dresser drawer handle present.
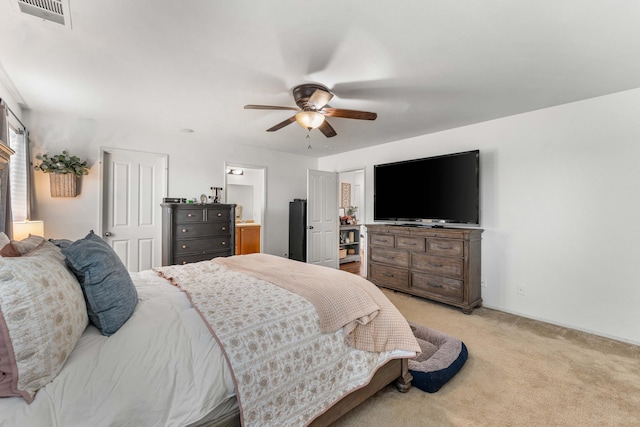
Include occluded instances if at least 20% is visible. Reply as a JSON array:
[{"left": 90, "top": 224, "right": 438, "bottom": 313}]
[
  {"left": 383, "top": 273, "right": 395, "bottom": 277},
  {"left": 182, "top": 261, "right": 187, "bottom": 265},
  {"left": 405, "top": 242, "right": 417, "bottom": 246},
  {"left": 435, "top": 245, "right": 453, "bottom": 250},
  {"left": 383, "top": 255, "right": 395, "bottom": 260},
  {"left": 428, "top": 282, "right": 444, "bottom": 289},
  {"left": 181, "top": 229, "right": 188, "bottom": 233},
  {"left": 181, "top": 245, "right": 187, "bottom": 249},
  {"left": 221, "top": 227, "right": 227, "bottom": 231},
  {"left": 187, "top": 213, "right": 194, "bottom": 217},
  {"left": 429, "top": 263, "right": 443, "bottom": 268},
  {"left": 217, "top": 212, "right": 222, "bottom": 217},
  {"left": 221, "top": 241, "right": 226, "bottom": 245}
]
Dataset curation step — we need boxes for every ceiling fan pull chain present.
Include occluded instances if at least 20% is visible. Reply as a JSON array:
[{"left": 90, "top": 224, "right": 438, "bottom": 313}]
[{"left": 306, "top": 129, "right": 312, "bottom": 149}]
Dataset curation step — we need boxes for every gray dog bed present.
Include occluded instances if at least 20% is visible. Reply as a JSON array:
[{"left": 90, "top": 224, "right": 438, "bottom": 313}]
[{"left": 408, "top": 321, "right": 468, "bottom": 393}]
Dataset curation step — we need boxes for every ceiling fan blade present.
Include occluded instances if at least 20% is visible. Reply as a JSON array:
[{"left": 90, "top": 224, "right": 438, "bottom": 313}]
[
  {"left": 318, "top": 120, "right": 337, "bottom": 138},
  {"left": 266, "top": 115, "right": 297, "bottom": 132},
  {"left": 308, "top": 89, "right": 334, "bottom": 109},
  {"left": 322, "top": 108, "right": 377, "bottom": 120},
  {"left": 244, "top": 104, "right": 299, "bottom": 111}
]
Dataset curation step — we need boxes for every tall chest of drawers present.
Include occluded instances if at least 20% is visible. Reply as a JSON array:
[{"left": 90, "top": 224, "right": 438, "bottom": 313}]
[
  {"left": 367, "top": 224, "right": 483, "bottom": 314},
  {"left": 161, "top": 203, "right": 235, "bottom": 265}
]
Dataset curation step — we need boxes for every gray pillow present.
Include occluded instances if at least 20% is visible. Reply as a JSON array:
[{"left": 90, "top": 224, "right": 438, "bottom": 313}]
[{"left": 61, "top": 231, "right": 138, "bottom": 336}]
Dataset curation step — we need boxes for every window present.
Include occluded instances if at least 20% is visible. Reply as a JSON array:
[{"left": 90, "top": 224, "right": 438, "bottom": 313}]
[{"left": 9, "top": 124, "right": 29, "bottom": 221}]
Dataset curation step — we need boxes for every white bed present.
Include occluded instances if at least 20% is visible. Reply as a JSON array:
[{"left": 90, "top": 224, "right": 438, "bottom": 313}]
[
  {"left": 1, "top": 235, "right": 419, "bottom": 427},
  {"left": 0, "top": 270, "right": 238, "bottom": 427}
]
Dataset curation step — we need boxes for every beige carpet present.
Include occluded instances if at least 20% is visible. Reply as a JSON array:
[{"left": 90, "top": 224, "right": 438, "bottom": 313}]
[{"left": 333, "top": 289, "right": 640, "bottom": 427}]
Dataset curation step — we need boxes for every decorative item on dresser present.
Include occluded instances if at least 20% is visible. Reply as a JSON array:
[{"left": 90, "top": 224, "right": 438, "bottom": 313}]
[
  {"left": 161, "top": 203, "right": 235, "bottom": 265},
  {"left": 367, "top": 224, "right": 483, "bottom": 314}
]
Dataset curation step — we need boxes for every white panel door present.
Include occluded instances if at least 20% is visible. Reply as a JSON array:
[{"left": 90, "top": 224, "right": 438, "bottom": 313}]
[
  {"left": 101, "top": 149, "right": 167, "bottom": 272},
  {"left": 306, "top": 169, "right": 338, "bottom": 268}
]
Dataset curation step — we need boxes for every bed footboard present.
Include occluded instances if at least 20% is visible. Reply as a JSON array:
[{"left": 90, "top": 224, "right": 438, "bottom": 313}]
[{"left": 308, "top": 358, "right": 412, "bottom": 427}]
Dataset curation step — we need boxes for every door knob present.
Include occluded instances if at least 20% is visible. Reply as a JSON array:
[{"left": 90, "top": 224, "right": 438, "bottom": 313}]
[{"left": 104, "top": 231, "right": 112, "bottom": 237}]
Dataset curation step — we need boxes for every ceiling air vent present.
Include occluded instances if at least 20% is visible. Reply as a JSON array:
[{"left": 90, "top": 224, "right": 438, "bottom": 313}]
[{"left": 17, "top": 0, "right": 68, "bottom": 26}]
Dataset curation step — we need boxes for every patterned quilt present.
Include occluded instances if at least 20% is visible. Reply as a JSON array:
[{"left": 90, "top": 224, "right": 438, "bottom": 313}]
[{"left": 155, "top": 256, "right": 418, "bottom": 427}]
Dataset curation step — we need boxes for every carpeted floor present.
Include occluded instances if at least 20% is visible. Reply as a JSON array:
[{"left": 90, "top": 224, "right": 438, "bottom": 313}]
[{"left": 332, "top": 289, "right": 640, "bottom": 427}]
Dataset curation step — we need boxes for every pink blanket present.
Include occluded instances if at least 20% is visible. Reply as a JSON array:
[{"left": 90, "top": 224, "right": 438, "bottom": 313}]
[{"left": 214, "top": 254, "right": 420, "bottom": 353}]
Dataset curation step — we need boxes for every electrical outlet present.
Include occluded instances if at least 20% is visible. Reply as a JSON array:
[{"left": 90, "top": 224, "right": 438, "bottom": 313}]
[
  {"left": 481, "top": 278, "right": 487, "bottom": 288},
  {"left": 517, "top": 284, "right": 526, "bottom": 296}
]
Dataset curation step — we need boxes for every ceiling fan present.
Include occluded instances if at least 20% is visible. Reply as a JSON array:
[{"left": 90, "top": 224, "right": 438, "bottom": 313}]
[{"left": 244, "top": 83, "right": 377, "bottom": 138}]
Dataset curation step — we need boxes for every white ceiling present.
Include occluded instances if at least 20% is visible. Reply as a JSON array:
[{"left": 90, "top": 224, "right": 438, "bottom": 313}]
[{"left": 1, "top": 1, "right": 639, "bottom": 158}]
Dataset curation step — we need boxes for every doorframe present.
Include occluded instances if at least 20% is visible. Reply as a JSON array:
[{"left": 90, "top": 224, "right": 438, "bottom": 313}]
[
  {"left": 223, "top": 162, "right": 266, "bottom": 252},
  {"left": 338, "top": 166, "right": 367, "bottom": 273},
  {"left": 98, "top": 147, "right": 168, "bottom": 267}
]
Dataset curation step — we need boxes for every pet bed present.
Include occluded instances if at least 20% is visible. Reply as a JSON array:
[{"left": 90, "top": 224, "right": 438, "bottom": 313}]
[{"left": 408, "top": 321, "right": 468, "bottom": 393}]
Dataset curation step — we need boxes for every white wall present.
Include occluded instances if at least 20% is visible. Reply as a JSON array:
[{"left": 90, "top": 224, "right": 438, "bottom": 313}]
[
  {"left": 0, "top": 80, "right": 21, "bottom": 118},
  {"left": 26, "top": 112, "right": 316, "bottom": 257},
  {"left": 319, "top": 88, "right": 640, "bottom": 345}
]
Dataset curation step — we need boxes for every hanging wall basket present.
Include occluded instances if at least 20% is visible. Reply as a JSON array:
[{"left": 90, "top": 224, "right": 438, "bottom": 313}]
[{"left": 50, "top": 173, "right": 77, "bottom": 197}]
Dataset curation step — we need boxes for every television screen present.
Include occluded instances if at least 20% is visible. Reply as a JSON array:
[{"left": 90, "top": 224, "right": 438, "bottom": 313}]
[{"left": 373, "top": 150, "right": 480, "bottom": 225}]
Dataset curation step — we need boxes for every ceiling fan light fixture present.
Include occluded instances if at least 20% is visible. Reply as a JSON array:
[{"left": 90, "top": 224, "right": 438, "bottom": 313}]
[{"left": 295, "top": 111, "right": 325, "bottom": 130}]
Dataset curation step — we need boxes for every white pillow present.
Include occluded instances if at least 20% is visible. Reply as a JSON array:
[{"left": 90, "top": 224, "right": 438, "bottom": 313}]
[{"left": 0, "top": 241, "right": 88, "bottom": 402}]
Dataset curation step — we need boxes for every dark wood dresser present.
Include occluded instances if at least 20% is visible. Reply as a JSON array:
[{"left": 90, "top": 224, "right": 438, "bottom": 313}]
[
  {"left": 367, "top": 224, "right": 483, "bottom": 314},
  {"left": 161, "top": 203, "right": 235, "bottom": 265}
]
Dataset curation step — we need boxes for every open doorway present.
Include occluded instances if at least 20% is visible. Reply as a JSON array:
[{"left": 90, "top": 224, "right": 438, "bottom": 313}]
[
  {"left": 338, "top": 168, "right": 365, "bottom": 276},
  {"left": 224, "top": 162, "right": 266, "bottom": 254}
]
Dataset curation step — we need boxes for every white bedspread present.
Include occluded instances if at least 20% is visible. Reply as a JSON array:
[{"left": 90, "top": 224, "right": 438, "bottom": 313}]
[{"left": 0, "top": 270, "right": 236, "bottom": 427}]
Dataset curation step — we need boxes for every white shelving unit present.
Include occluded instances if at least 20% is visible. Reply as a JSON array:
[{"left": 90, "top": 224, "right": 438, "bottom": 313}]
[{"left": 339, "top": 225, "right": 361, "bottom": 264}]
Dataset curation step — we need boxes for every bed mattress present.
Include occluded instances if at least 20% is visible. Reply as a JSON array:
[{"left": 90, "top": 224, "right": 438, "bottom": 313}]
[{"left": 0, "top": 270, "right": 237, "bottom": 427}]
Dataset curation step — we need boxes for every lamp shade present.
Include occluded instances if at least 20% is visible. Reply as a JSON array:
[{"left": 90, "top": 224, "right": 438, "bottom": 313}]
[
  {"left": 12, "top": 220, "right": 45, "bottom": 241},
  {"left": 295, "top": 111, "right": 325, "bottom": 130}
]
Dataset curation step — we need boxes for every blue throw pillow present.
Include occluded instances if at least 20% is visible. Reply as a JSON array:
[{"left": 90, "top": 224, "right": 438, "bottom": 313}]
[{"left": 61, "top": 231, "right": 138, "bottom": 336}]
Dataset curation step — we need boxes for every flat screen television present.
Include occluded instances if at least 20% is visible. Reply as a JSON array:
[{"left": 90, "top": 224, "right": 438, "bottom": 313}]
[{"left": 373, "top": 150, "right": 480, "bottom": 225}]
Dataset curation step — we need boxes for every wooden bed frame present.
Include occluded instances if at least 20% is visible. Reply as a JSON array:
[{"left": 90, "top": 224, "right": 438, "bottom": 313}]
[
  {"left": 310, "top": 358, "right": 413, "bottom": 426},
  {"left": 203, "top": 358, "right": 412, "bottom": 427}
]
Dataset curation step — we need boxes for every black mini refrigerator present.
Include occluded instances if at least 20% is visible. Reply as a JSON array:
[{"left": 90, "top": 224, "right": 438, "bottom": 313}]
[{"left": 288, "top": 199, "right": 306, "bottom": 262}]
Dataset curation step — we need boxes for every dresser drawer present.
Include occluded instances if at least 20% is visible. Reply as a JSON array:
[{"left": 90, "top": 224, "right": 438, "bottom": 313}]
[
  {"left": 173, "top": 250, "right": 230, "bottom": 265},
  {"left": 369, "top": 233, "right": 395, "bottom": 248},
  {"left": 411, "top": 253, "right": 463, "bottom": 278},
  {"left": 174, "top": 208, "right": 205, "bottom": 223},
  {"left": 369, "top": 263, "right": 409, "bottom": 289},
  {"left": 205, "top": 208, "right": 231, "bottom": 222},
  {"left": 397, "top": 236, "right": 425, "bottom": 252},
  {"left": 370, "top": 247, "right": 409, "bottom": 268},
  {"left": 174, "top": 222, "right": 231, "bottom": 238},
  {"left": 411, "top": 272, "right": 463, "bottom": 302},
  {"left": 427, "top": 239, "right": 464, "bottom": 257},
  {"left": 173, "top": 237, "right": 230, "bottom": 255}
]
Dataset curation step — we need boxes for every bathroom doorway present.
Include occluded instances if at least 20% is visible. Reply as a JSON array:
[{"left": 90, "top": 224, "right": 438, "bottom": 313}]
[{"left": 224, "top": 163, "right": 266, "bottom": 253}]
